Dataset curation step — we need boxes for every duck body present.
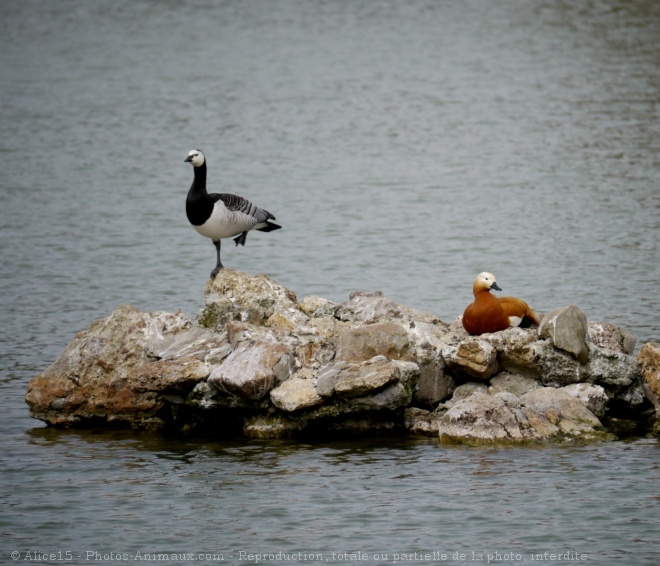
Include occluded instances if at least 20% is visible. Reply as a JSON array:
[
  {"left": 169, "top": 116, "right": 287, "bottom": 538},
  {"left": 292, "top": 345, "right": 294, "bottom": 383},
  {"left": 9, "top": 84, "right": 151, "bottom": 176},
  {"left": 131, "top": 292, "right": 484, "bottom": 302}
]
[
  {"left": 185, "top": 149, "right": 281, "bottom": 276},
  {"left": 462, "top": 272, "right": 540, "bottom": 335}
]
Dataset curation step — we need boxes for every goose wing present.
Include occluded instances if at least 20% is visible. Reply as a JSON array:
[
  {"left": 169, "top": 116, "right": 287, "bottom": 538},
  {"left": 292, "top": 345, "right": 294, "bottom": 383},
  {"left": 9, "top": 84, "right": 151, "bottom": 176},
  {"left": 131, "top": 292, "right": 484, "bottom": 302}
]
[{"left": 211, "top": 193, "right": 276, "bottom": 223}]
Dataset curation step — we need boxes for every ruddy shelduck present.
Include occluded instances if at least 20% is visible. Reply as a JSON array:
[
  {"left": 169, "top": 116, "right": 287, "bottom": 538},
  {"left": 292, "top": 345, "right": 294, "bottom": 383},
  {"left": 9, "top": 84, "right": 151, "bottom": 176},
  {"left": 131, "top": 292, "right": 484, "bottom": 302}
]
[{"left": 462, "top": 272, "right": 541, "bottom": 335}]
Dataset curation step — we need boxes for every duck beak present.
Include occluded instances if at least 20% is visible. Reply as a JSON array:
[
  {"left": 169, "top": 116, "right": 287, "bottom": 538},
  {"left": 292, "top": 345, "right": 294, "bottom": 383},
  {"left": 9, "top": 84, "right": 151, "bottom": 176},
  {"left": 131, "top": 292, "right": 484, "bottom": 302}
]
[{"left": 491, "top": 282, "right": 502, "bottom": 291}]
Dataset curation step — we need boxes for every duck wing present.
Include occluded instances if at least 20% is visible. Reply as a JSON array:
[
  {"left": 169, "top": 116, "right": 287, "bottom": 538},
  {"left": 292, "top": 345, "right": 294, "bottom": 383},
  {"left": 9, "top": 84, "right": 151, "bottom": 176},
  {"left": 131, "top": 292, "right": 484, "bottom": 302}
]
[{"left": 498, "top": 297, "right": 540, "bottom": 327}]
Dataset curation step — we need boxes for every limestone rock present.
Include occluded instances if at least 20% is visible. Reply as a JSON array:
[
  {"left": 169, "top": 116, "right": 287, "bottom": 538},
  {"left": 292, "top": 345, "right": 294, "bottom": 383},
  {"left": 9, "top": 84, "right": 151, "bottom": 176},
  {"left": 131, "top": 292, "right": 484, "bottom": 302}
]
[
  {"left": 539, "top": 305, "right": 589, "bottom": 364},
  {"left": 638, "top": 342, "right": 660, "bottom": 398},
  {"left": 488, "top": 372, "right": 541, "bottom": 398},
  {"left": 405, "top": 407, "right": 441, "bottom": 435},
  {"left": 585, "top": 344, "right": 643, "bottom": 399},
  {"left": 208, "top": 341, "right": 294, "bottom": 401},
  {"left": 147, "top": 325, "right": 230, "bottom": 363},
  {"left": 414, "top": 356, "right": 456, "bottom": 406},
  {"left": 519, "top": 388, "right": 604, "bottom": 436},
  {"left": 350, "top": 381, "right": 412, "bottom": 411},
  {"left": 589, "top": 322, "right": 637, "bottom": 355},
  {"left": 299, "top": 296, "right": 338, "bottom": 318},
  {"left": 561, "top": 383, "right": 608, "bottom": 417},
  {"left": 270, "top": 375, "right": 324, "bottom": 412},
  {"left": 442, "top": 338, "right": 498, "bottom": 380},
  {"left": 336, "top": 291, "right": 444, "bottom": 326},
  {"left": 438, "top": 392, "right": 559, "bottom": 443},
  {"left": 336, "top": 321, "right": 411, "bottom": 362},
  {"left": 482, "top": 328, "right": 539, "bottom": 375},
  {"left": 444, "top": 382, "right": 489, "bottom": 407},
  {"left": 531, "top": 339, "right": 642, "bottom": 404},
  {"left": 406, "top": 320, "right": 452, "bottom": 352},
  {"left": 226, "top": 321, "right": 280, "bottom": 348},
  {"left": 266, "top": 307, "right": 313, "bottom": 333},
  {"left": 315, "top": 363, "right": 347, "bottom": 398},
  {"left": 25, "top": 270, "right": 652, "bottom": 440},
  {"left": 199, "top": 268, "right": 298, "bottom": 328},
  {"left": 406, "top": 321, "right": 456, "bottom": 405},
  {"left": 25, "top": 305, "right": 194, "bottom": 429},
  {"left": 439, "top": 387, "right": 611, "bottom": 444},
  {"left": 332, "top": 357, "right": 409, "bottom": 398}
]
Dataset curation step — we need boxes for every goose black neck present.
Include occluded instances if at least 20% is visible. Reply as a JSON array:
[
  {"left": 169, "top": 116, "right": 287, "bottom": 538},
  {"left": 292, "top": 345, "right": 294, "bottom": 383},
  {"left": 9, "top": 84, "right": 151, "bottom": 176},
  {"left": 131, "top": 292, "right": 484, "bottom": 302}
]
[
  {"left": 186, "top": 162, "right": 214, "bottom": 226},
  {"left": 190, "top": 162, "right": 208, "bottom": 195}
]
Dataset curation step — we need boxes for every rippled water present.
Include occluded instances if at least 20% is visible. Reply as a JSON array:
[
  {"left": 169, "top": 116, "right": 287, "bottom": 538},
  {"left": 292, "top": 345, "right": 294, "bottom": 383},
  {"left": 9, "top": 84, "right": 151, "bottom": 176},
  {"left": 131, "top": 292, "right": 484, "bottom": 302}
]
[
  {"left": 1, "top": 1, "right": 659, "bottom": 564},
  {"left": 2, "top": 431, "right": 659, "bottom": 565}
]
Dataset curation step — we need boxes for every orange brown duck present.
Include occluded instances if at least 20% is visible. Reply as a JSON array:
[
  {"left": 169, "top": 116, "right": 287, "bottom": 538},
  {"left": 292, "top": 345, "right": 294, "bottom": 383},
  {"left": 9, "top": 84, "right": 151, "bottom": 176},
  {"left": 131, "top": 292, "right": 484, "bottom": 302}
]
[{"left": 462, "top": 272, "right": 541, "bottom": 335}]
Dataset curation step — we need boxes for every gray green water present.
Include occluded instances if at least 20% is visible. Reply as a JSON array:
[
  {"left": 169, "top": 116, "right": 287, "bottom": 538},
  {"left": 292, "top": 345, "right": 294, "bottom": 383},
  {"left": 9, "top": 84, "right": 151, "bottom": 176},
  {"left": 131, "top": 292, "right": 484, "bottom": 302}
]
[{"left": 1, "top": 1, "right": 659, "bottom": 564}]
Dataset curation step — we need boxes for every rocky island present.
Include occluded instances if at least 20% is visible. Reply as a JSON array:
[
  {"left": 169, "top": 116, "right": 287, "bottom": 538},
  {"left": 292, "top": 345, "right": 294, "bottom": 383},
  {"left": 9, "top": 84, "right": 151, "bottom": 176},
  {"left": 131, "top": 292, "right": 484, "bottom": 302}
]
[{"left": 26, "top": 270, "right": 660, "bottom": 444}]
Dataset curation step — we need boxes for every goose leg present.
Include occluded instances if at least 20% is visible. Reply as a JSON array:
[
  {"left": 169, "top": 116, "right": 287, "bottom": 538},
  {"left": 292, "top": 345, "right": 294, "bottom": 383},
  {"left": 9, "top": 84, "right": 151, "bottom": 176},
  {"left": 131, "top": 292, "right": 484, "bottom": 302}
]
[
  {"left": 233, "top": 231, "right": 248, "bottom": 246},
  {"left": 210, "top": 240, "right": 223, "bottom": 277}
]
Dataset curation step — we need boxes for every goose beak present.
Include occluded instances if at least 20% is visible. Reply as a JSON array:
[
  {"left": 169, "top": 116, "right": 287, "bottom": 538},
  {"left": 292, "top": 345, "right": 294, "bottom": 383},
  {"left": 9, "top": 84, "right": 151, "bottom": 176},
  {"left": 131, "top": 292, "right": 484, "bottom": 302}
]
[
  {"left": 184, "top": 156, "right": 192, "bottom": 163},
  {"left": 491, "top": 282, "right": 502, "bottom": 291}
]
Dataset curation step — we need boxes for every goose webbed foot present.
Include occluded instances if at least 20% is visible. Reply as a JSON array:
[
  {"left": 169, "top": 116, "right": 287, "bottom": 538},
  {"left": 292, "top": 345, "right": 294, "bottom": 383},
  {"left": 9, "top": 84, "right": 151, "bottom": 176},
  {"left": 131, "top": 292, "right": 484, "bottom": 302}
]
[{"left": 233, "top": 232, "right": 248, "bottom": 247}]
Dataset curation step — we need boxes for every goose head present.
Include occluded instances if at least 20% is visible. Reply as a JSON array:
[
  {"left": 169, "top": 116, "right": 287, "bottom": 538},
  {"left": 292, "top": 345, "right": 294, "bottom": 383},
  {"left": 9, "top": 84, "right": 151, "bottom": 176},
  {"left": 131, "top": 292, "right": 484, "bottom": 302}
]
[
  {"left": 185, "top": 149, "right": 205, "bottom": 168},
  {"left": 473, "top": 272, "right": 502, "bottom": 295}
]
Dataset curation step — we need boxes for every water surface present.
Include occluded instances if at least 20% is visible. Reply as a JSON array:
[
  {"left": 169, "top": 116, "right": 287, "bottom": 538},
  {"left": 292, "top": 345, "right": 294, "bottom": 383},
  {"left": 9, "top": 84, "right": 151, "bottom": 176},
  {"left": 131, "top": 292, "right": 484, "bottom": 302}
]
[{"left": 1, "top": 1, "right": 659, "bottom": 564}]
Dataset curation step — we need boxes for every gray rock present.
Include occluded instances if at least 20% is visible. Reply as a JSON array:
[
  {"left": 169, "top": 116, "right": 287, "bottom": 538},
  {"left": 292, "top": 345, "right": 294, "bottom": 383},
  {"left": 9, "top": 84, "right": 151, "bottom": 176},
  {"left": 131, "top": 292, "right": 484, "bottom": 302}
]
[
  {"left": 25, "top": 305, "right": 194, "bottom": 429},
  {"left": 520, "top": 388, "right": 604, "bottom": 435},
  {"left": 439, "top": 387, "right": 612, "bottom": 444},
  {"left": 438, "top": 392, "right": 559, "bottom": 443},
  {"left": 26, "top": 270, "right": 652, "bottom": 440},
  {"left": 405, "top": 407, "right": 441, "bottom": 435},
  {"left": 407, "top": 320, "right": 456, "bottom": 405},
  {"left": 315, "top": 363, "right": 347, "bottom": 398},
  {"left": 638, "top": 342, "right": 660, "bottom": 398},
  {"left": 337, "top": 291, "right": 442, "bottom": 326},
  {"left": 350, "top": 381, "right": 411, "bottom": 411},
  {"left": 560, "top": 383, "right": 608, "bottom": 417},
  {"left": 483, "top": 327, "right": 542, "bottom": 376},
  {"left": 333, "top": 356, "right": 407, "bottom": 399},
  {"left": 270, "top": 375, "right": 324, "bottom": 412},
  {"left": 488, "top": 372, "right": 541, "bottom": 397},
  {"left": 406, "top": 320, "right": 452, "bottom": 352},
  {"left": 585, "top": 344, "right": 643, "bottom": 396},
  {"left": 589, "top": 322, "right": 637, "bottom": 355},
  {"left": 442, "top": 338, "right": 498, "bottom": 380},
  {"left": 266, "top": 306, "right": 314, "bottom": 333},
  {"left": 199, "top": 268, "right": 298, "bottom": 328},
  {"left": 225, "top": 321, "right": 283, "bottom": 349},
  {"left": 445, "top": 382, "right": 489, "bottom": 407},
  {"left": 147, "top": 326, "right": 228, "bottom": 362},
  {"left": 208, "top": 341, "right": 294, "bottom": 401},
  {"left": 414, "top": 357, "right": 456, "bottom": 406},
  {"left": 539, "top": 305, "right": 589, "bottom": 364},
  {"left": 299, "top": 296, "right": 339, "bottom": 318},
  {"left": 336, "top": 321, "right": 411, "bottom": 363}
]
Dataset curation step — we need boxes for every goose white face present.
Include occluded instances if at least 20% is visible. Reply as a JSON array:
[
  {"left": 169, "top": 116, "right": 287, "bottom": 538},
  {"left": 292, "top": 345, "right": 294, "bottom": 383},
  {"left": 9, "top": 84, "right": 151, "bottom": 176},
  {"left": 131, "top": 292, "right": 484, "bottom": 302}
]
[{"left": 185, "top": 149, "right": 205, "bottom": 167}]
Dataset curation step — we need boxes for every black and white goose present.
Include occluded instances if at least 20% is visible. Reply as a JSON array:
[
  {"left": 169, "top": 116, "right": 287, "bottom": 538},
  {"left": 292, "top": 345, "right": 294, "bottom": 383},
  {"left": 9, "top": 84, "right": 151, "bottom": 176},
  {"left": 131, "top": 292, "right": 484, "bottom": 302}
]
[{"left": 184, "top": 149, "right": 281, "bottom": 277}]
